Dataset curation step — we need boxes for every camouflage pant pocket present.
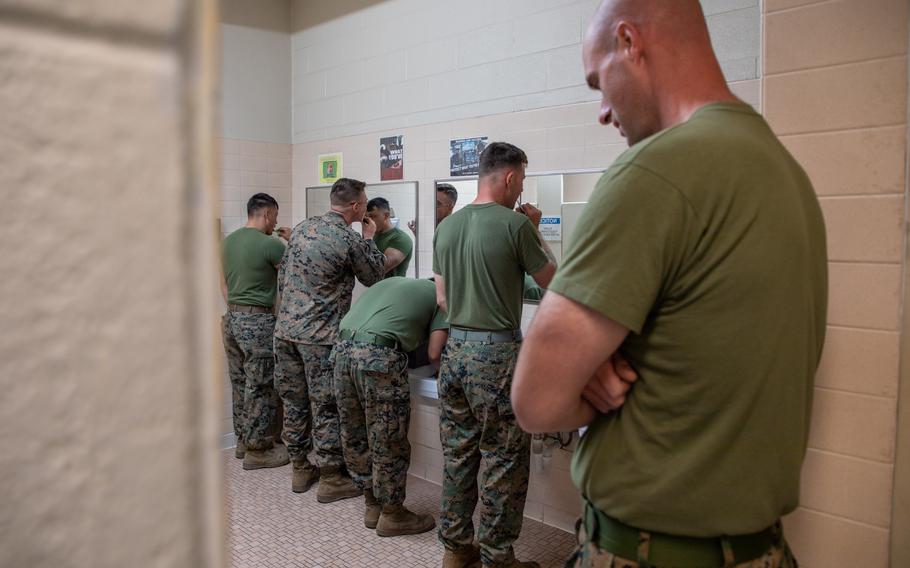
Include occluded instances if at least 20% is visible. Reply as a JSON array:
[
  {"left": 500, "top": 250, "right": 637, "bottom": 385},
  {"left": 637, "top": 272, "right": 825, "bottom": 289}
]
[
  {"left": 374, "top": 390, "right": 409, "bottom": 441},
  {"left": 389, "top": 399, "right": 410, "bottom": 442},
  {"left": 245, "top": 348, "right": 275, "bottom": 387}
]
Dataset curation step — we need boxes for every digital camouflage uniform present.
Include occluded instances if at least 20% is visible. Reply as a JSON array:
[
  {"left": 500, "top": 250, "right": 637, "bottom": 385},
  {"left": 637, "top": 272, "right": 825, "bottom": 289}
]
[
  {"left": 331, "top": 277, "right": 448, "bottom": 509},
  {"left": 438, "top": 338, "right": 530, "bottom": 566},
  {"left": 331, "top": 340, "right": 410, "bottom": 505},
  {"left": 222, "top": 312, "right": 279, "bottom": 450},
  {"left": 433, "top": 202, "right": 550, "bottom": 567},
  {"left": 221, "top": 226, "right": 285, "bottom": 452},
  {"left": 274, "top": 211, "right": 385, "bottom": 467}
]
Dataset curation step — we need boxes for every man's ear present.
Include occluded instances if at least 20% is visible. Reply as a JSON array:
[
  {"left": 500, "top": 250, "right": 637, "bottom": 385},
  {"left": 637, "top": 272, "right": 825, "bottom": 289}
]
[
  {"left": 616, "top": 21, "right": 642, "bottom": 61},
  {"left": 503, "top": 169, "right": 515, "bottom": 188}
]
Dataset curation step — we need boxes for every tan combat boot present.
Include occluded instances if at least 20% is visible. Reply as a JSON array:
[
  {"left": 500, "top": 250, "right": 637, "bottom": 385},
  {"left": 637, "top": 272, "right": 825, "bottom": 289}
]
[
  {"left": 315, "top": 465, "right": 362, "bottom": 503},
  {"left": 242, "top": 444, "right": 289, "bottom": 470},
  {"left": 363, "top": 488, "right": 381, "bottom": 529},
  {"left": 442, "top": 544, "right": 481, "bottom": 568},
  {"left": 234, "top": 440, "right": 246, "bottom": 459},
  {"left": 375, "top": 504, "right": 436, "bottom": 537},
  {"left": 291, "top": 460, "right": 319, "bottom": 493}
]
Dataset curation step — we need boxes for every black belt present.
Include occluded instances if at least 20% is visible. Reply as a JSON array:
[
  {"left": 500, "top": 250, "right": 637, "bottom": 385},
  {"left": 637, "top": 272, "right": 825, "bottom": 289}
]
[
  {"left": 448, "top": 326, "right": 522, "bottom": 343},
  {"left": 228, "top": 304, "right": 273, "bottom": 314},
  {"left": 582, "top": 499, "right": 777, "bottom": 567},
  {"left": 339, "top": 329, "right": 400, "bottom": 350}
]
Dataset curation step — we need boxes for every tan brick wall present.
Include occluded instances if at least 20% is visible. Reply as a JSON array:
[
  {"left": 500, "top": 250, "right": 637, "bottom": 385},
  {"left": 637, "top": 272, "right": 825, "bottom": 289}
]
[{"left": 764, "top": 1, "right": 908, "bottom": 566}]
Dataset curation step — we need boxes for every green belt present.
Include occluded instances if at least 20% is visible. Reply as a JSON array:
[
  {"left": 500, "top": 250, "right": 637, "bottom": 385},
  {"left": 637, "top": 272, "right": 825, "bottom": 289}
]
[
  {"left": 339, "top": 329, "right": 400, "bottom": 350},
  {"left": 448, "top": 326, "right": 522, "bottom": 343},
  {"left": 582, "top": 499, "right": 777, "bottom": 568}
]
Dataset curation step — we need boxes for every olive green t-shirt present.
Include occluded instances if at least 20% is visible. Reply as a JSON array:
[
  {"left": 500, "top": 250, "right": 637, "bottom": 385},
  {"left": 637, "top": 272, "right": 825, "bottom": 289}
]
[
  {"left": 433, "top": 203, "right": 549, "bottom": 331},
  {"left": 550, "top": 103, "right": 828, "bottom": 536},
  {"left": 222, "top": 227, "right": 286, "bottom": 307},
  {"left": 339, "top": 277, "right": 448, "bottom": 352},
  {"left": 523, "top": 274, "right": 545, "bottom": 301},
  {"left": 374, "top": 226, "right": 413, "bottom": 278}
]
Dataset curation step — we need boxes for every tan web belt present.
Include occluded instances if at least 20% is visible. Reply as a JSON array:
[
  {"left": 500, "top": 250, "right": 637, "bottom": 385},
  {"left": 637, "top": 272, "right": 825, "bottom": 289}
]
[{"left": 228, "top": 304, "right": 273, "bottom": 314}]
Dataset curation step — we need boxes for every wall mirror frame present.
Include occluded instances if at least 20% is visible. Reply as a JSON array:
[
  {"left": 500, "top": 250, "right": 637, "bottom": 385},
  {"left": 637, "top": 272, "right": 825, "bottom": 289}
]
[
  {"left": 434, "top": 169, "right": 605, "bottom": 303},
  {"left": 305, "top": 180, "right": 420, "bottom": 278}
]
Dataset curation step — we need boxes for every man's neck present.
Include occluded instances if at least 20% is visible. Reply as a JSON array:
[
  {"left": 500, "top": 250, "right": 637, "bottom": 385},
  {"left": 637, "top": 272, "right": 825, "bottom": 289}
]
[
  {"left": 656, "top": 79, "right": 739, "bottom": 130},
  {"left": 328, "top": 207, "right": 351, "bottom": 224},
  {"left": 244, "top": 219, "right": 266, "bottom": 233},
  {"left": 474, "top": 186, "right": 510, "bottom": 208}
]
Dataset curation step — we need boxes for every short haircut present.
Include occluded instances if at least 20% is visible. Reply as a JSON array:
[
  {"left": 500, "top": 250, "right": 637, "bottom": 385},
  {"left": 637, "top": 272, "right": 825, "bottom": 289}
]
[
  {"left": 247, "top": 192, "right": 279, "bottom": 216},
  {"left": 367, "top": 197, "right": 390, "bottom": 212},
  {"left": 329, "top": 177, "right": 367, "bottom": 206},
  {"left": 478, "top": 142, "right": 528, "bottom": 178},
  {"left": 436, "top": 183, "right": 458, "bottom": 204}
]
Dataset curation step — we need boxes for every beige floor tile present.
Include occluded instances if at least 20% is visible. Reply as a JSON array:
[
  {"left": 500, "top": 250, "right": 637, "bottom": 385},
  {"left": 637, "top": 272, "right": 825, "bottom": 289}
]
[{"left": 224, "top": 449, "right": 576, "bottom": 567}]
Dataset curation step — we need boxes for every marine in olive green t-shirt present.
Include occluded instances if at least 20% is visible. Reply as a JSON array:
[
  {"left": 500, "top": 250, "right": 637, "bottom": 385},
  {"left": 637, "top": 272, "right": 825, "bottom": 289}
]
[
  {"left": 374, "top": 226, "right": 413, "bottom": 278},
  {"left": 549, "top": 102, "right": 828, "bottom": 536},
  {"left": 222, "top": 227, "right": 286, "bottom": 307},
  {"left": 339, "top": 277, "right": 448, "bottom": 352},
  {"left": 433, "top": 203, "right": 548, "bottom": 331}
]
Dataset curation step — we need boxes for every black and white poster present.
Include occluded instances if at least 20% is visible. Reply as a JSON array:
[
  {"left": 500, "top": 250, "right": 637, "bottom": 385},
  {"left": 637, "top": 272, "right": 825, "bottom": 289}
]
[{"left": 449, "top": 137, "right": 487, "bottom": 176}]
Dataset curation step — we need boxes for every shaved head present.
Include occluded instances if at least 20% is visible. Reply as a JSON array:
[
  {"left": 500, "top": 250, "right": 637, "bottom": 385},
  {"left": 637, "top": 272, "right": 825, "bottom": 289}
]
[
  {"left": 583, "top": 0, "right": 734, "bottom": 145},
  {"left": 585, "top": 0, "right": 710, "bottom": 50}
]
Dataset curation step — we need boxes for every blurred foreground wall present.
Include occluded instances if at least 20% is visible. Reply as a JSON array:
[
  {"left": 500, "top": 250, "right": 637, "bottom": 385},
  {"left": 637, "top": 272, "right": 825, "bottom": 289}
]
[{"left": 0, "top": 1, "right": 224, "bottom": 566}]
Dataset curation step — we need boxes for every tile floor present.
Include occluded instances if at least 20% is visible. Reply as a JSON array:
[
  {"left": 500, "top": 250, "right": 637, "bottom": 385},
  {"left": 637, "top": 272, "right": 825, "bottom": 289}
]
[{"left": 224, "top": 449, "right": 577, "bottom": 567}]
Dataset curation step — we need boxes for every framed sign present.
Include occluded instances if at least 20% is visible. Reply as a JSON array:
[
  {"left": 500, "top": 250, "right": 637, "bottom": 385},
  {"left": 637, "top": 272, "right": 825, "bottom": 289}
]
[{"left": 318, "top": 153, "right": 343, "bottom": 184}]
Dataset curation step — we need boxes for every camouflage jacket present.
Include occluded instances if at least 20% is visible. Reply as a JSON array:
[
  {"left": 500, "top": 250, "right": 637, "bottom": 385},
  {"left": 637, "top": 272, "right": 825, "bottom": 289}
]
[{"left": 275, "top": 211, "right": 385, "bottom": 344}]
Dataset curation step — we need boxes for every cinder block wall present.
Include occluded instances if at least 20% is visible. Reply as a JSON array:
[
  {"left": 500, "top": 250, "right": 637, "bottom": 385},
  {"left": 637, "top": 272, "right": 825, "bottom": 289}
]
[
  {"left": 0, "top": 1, "right": 224, "bottom": 566},
  {"left": 763, "top": 1, "right": 908, "bottom": 566}
]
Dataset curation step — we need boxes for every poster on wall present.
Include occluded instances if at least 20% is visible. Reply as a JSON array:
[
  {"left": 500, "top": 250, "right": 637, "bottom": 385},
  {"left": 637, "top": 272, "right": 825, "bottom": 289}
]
[
  {"left": 318, "top": 153, "right": 343, "bottom": 184},
  {"left": 379, "top": 135, "right": 404, "bottom": 181},
  {"left": 449, "top": 137, "right": 487, "bottom": 176}
]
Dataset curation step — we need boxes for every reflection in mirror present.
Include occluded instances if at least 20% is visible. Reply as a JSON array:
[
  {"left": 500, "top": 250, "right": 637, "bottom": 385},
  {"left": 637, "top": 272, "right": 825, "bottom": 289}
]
[
  {"left": 434, "top": 178, "right": 478, "bottom": 227},
  {"left": 305, "top": 181, "right": 419, "bottom": 279},
  {"left": 433, "top": 170, "right": 603, "bottom": 303}
]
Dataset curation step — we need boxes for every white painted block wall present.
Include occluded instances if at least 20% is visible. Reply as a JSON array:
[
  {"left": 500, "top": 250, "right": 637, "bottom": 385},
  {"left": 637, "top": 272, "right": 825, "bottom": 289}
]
[{"left": 291, "top": 0, "right": 760, "bottom": 143}]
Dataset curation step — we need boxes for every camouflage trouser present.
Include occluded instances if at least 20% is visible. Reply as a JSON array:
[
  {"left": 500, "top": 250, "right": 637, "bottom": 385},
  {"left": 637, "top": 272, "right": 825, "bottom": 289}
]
[
  {"left": 438, "top": 337, "right": 530, "bottom": 567},
  {"left": 221, "top": 311, "right": 279, "bottom": 451},
  {"left": 273, "top": 338, "right": 343, "bottom": 467},
  {"left": 332, "top": 340, "right": 411, "bottom": 506},
  {"left": 568, "top": 505, "right": 799, "bottom": 568}
]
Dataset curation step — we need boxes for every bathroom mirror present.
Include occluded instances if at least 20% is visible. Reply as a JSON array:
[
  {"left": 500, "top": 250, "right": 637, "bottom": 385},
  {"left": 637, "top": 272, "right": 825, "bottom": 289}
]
[{"left": 305, "top": 181, "right": 419, "bottom": 278}]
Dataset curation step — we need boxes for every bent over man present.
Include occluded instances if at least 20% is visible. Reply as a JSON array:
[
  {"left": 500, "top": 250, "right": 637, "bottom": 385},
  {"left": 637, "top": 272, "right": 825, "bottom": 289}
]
[{"left": 333, "top": 277, "right": 448, "bottom": 537}]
